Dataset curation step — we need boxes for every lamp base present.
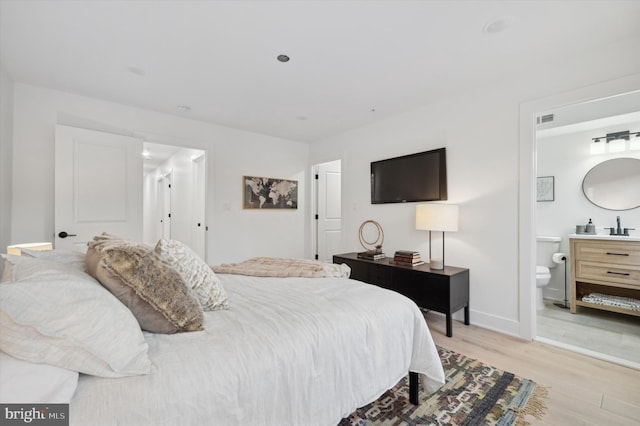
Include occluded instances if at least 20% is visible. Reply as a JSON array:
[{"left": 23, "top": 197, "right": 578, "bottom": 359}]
[{"left": 429, "top": 258, "right": 444, "bottom": 270}]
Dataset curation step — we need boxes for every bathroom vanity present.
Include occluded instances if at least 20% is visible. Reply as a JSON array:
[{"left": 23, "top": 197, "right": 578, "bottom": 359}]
[{"left": 569, "top": 235, "right": 640, "bottom": 317}]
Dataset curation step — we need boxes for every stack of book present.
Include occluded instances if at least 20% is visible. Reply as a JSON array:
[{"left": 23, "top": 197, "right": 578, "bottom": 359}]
[
  {"left": 357, "top": 250, "right": 385, "bottom": 261},
  {"left": 393, "top": 250, "right": 424, "bottom": 266}
]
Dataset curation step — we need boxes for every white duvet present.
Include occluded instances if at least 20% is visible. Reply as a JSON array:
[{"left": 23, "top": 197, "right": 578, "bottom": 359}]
[{"left": 70, "top": 274, "right": 445, "bottom": 426}]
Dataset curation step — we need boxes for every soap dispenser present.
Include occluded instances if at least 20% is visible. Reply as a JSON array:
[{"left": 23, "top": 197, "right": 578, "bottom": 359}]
[{"left": 585, "top": 218, "right": 595, "bottom": 234}]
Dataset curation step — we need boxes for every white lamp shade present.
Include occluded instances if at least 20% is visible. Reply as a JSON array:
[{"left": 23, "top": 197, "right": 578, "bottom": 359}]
[
  {"left": 416, "top": 204, "right": 459, "bottom": 232},
  {"left": 607, "top": 138, "right": 626, "bottom": 153}
]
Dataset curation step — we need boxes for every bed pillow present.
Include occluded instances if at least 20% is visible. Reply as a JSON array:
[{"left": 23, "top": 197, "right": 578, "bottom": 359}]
[
  {"left": 20, "top": 248, "right": 87, "bottom": 271},
  {"left": 0, "top": 258, "right": 151, "bottom": 378},
  {"left": 88, "top": 242, "right": 204, "bottom": 334},
  {"left": 0, "top": 254, "right": 89, "bottom": 283},
  {"left": 90, "top": 231, "right": 125, "bottom": 242},
  {"left": 0, "top": 256, "right": 10, "bottom": 284},
  {"left": 0, "top": 351, "right": 79, "bottom": 403},
  {"left": 154, "top": 239, "right": 229, "bottom": 311}
]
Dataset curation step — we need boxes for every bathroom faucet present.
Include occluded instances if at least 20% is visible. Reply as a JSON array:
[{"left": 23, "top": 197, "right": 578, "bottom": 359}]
[
  {"left": 607, "top": 216, "right": 635, "bottom": 236},
  {"left": 617, "top": 216, "right": 622, "bottom": 235}
]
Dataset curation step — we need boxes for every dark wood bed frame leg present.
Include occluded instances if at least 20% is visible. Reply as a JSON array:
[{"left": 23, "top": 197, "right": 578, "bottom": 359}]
[{"left": 409, "top": 372, "right": 419, "bottom": 405}]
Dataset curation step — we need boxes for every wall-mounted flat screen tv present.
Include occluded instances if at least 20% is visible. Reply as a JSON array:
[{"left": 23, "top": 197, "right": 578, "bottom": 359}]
[{"left": 371, "top": 147, "right": 447, "bottom": 204}]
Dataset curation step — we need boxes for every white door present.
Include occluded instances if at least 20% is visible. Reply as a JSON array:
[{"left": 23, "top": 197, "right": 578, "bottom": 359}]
[
  {"left": 191, "top": 155, "right": 206, "bottom": 258},
  {"left": 316, "top": 160, "right": 342, "bottom": 262},
  {"left": 55, "top": 125, "right": 143, "bottom": 251}
]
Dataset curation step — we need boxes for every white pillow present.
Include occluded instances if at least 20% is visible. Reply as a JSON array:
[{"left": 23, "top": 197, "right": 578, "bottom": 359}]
[
  {"left": 0, "top": 254, "right": 87, "bottom": 283},
  {"left": 0, "top": 256, "right": 9, "bottom": 283},
  {"left": 0, "top": 351, "right": 79, "bottom": 403},
  {"left": 154, "top": 239, "right": 229, "bottom": 311},
  {"left": 20, "top": 248, "right": 87, "bottom": 271},
  {"left": 0, "top": 257, "right": 151, "bottom": 378}
]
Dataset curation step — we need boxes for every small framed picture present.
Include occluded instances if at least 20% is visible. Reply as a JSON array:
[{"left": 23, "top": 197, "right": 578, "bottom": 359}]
[
  {"left": 537, "top": 176, "right": 554, "bottom": 202},
  {"left": 243, "top": 176, "right": 298, "bottom": 209}
]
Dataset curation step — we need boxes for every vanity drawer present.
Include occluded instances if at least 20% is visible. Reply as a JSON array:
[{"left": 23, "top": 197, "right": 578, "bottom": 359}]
[
  {"left": 576, "top": 260, "right": 640, "bottom": 286},
  {"left": 574, "top": 240, "right": 640, "bottom": 266}
]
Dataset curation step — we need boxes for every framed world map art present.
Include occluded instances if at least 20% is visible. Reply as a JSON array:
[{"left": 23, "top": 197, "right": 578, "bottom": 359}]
[{"left": 243, "top": 176, "right": 298, "bottom": 209}]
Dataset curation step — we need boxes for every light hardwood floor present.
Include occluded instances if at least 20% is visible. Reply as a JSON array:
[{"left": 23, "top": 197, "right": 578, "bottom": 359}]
[{"left": 424, "top": 312, "right": 640, "bottom": 425}]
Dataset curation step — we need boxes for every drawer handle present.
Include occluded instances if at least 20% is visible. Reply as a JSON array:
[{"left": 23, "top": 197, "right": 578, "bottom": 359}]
[
  {"left": 607, "top": 271, "right": 631, "bottom": 276},
  {"left": 606, "top": 252, "right": 629, "bottom": 256}
]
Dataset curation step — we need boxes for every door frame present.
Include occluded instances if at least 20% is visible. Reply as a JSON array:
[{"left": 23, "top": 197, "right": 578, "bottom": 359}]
[
  {"left": 191, "top": 153, "right": 207, "bottom": 259},
  {"left": 160, "top": 172, "right": 172, "bottom": 240},
  {"left": 518, "top": 74, "right": 640, "bottom": 340}
]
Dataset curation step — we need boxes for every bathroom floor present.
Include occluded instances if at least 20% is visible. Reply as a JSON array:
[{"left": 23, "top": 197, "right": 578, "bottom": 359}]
[{"left": 537, "top": 300, "right": 640, "bottom": 368}]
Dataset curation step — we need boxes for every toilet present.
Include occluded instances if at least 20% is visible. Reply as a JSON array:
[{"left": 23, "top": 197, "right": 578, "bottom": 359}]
[{"left": 536, "top": 236, "right": 561, "bottom": 310}]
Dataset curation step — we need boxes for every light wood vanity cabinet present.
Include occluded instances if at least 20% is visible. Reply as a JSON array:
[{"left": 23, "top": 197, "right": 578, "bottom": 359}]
[{"left": 570, "top": 237, "right": 640, "bottom": 317}]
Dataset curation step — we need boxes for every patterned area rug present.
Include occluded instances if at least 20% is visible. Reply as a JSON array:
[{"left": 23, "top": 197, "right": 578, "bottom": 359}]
[{"left": 340, "top": 346, "right": 547, "bottom": 426}]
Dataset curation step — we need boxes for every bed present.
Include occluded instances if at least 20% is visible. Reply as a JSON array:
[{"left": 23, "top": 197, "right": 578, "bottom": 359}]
[{"left": 0, "top": 240, "right": 445, "bottom": 426}]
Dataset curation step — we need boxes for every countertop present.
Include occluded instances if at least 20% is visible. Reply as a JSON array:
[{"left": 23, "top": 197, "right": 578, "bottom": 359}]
[{"left": 568, "top": 233, "right": 640, "bottom": 242}]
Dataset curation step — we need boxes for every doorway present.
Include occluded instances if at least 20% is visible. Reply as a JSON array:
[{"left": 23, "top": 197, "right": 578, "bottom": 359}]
[
  {"left": 54, "top": 125, "right": 207, "bottom": 257},
  {"left": 142, "top": 143, "right": 207, "bottom": 258},
  {"left": 312, "top": 159, "right": 342, "bottom": 262},
  {"left": 519, "top": 82, "right": 640, "bottom": 369},
  {"left": 534, "top": 97, "right": 640, "bottom": 369}
]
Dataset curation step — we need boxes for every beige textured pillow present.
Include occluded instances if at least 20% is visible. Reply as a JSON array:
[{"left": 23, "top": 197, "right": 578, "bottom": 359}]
[
  {"left": 85, "top": 237, "right": 145, "bottom": 278},
  {"left": 154, "top": 239, "right": 229, "bottom": 311},
  {"left": 88, "top": 242, "right": 204, "bottom": 334}
]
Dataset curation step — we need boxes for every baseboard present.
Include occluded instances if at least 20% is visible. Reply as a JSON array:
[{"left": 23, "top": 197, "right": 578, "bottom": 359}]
[
  {"left": 427, "top": 308, "right": 521, "bottom": 338},
  {"left": 465, "top": 309, "right": 521, "bottom": 337}
]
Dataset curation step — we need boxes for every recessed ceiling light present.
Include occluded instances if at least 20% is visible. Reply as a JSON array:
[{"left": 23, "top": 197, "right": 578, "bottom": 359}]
[
  {"left": 177, "top": 105, "right": 191, "bottom": 112},
  {"left": 127, "top": 66, "right": 146, "bottom": 76},
  {"left": 277, "top": 54, "right": 290, "bottom": 63},
  {"left": 482, "top": 17, "right": 513, "bottom": 34}
]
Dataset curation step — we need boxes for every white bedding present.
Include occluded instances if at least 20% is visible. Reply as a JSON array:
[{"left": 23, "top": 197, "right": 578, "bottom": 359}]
[{"left": 70, "top": 274, "right": 444, "bottom": 426}]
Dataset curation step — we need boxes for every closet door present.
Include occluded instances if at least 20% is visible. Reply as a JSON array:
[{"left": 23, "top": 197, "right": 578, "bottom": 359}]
[{"left": 54, "top": 125, "right": 143, "bottom": 251}]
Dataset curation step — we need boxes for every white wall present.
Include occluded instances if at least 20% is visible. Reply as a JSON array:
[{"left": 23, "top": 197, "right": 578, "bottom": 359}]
[
  {"left": 310, "top": 35, "right": 640, "bottom": 336},
  {"left": 537, "top": 122, "right": 640, "bottom": 300},
  {"left": 0, "top": 65, "right": 13, "bottom": 253},
  {"left": 11, "top": 83, "right": 309, "bottom": 263}
]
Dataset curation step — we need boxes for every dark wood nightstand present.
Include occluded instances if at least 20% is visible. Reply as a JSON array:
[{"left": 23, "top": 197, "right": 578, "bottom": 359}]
[{"left": 333, "top": 252, "right": 470, "bottom": 337}]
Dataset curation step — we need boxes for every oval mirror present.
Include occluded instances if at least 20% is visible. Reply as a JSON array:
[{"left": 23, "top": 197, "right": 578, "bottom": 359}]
[{"left": 582, "top": 157, "right": 640, "bottom": 210}]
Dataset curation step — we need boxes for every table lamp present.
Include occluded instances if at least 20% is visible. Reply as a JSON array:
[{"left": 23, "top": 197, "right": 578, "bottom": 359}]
[{"left": 415, "top": 203, "right": 459, "bottom": 269}]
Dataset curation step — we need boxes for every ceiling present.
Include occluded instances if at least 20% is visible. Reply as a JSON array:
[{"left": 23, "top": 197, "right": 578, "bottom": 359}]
[{"left": 2, "top": 1, "right": 640, "bottom": 143}]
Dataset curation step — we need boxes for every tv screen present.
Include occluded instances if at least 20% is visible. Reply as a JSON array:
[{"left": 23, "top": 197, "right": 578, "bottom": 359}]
[{"left": 371, "top": 148, "right": 447, "bottom": 204}]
